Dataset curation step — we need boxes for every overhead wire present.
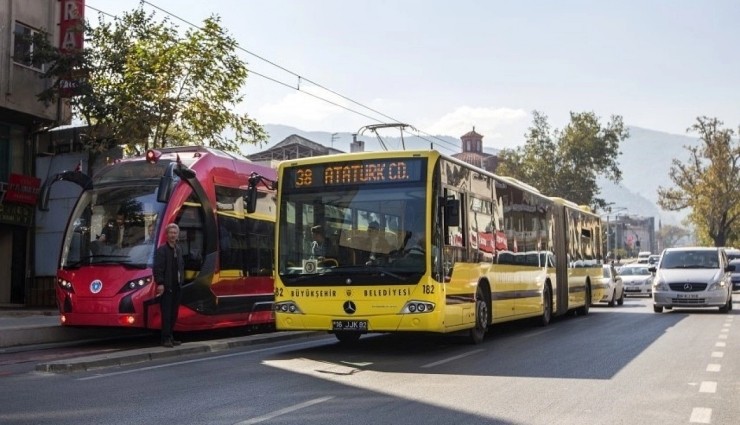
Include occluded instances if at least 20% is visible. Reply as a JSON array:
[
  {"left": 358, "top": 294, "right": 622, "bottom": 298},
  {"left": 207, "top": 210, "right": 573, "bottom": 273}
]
[{"left": 86, "top": 1, "right": 461, "bottom": 154}]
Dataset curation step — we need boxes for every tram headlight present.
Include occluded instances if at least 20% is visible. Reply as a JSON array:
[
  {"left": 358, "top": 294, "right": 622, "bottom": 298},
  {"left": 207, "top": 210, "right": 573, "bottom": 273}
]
[
  {"left": 118, "top": 276, "right": 153, "bottom": 294},
  {"left": 57, "top": 278, "right": 75, "bottom": 293}
]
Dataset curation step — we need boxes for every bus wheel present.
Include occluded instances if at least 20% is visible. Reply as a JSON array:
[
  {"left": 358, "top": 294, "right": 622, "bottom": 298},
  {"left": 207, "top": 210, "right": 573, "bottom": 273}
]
[
  {"left": 469, "top": 286, "right": 489, "bottom": 344},
  {"left": 335, "top": 331, "right": 361, "bottom": 344},
  {"left": 576, "top": 285, "right": 591, "bottom": 316},
  {"left": 539, "top": 284, "right": 552, "bottom": 327}
]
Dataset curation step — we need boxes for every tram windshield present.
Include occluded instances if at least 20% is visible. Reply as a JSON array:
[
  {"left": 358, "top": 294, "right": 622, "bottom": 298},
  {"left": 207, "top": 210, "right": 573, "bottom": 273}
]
[{"left": 60, "top": 184, "right": 166, "bottom": 269}]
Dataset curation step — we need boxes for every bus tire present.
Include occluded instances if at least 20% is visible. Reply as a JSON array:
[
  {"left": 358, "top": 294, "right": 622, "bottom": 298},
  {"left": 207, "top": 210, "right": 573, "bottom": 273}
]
[
  {"left": 469, "top": 284, "right": 489, "bottom": 344},
  {"left": 576, "top": 283, "right": 591, "bottom": 316},
  {"left": 334, "top": 331, "right": 362, "bottom": 344},
  {"left": 539, "top": 283, "right": 552, "bottom": 327}
]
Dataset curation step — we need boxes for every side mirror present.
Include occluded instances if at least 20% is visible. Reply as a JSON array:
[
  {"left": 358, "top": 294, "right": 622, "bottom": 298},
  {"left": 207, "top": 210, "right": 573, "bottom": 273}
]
[
  {"left": 726, "top": 264, "right": 735, "bottom": 272},
  {"left": 157, "top": 163, "right": 178, "bottom": 203},
  {"left": 648, "top": 266, "right": 657, "bottom": 273}
]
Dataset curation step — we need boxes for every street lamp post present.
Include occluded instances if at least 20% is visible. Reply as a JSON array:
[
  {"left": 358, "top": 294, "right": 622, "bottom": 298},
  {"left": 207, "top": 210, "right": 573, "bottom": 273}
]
[{"left": 601, "top": 206, "right": 627, "bottom": 259}]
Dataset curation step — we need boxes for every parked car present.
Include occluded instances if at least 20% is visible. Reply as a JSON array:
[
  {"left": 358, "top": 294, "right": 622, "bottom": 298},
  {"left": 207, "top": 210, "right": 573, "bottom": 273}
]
[
  {"left": 724, "top": 247, "right": 740, "bottom": 261},
  {"left": 618, "top": 263, "right": 653, "bottom": 297},
  {"left": 636, "top": 251, "right": 651, "bottom": 264},
  {"left": 650, "top": 247, "right": 734, "bottom": 313},
  {"left": 730, "top": 258, "right": 740, "bottom": 293},
  {"left": 599, "top": 264, "right": 624, "bottom": 307}
]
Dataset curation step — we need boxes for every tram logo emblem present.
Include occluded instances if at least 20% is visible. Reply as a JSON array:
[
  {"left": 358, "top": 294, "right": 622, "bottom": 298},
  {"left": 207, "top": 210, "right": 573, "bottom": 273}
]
[
  {"left": 343, "top": 301, "right": 357, "bottom": 315},
  {"left": 90, "top": 279, "right": 103, "bottom": 294}
]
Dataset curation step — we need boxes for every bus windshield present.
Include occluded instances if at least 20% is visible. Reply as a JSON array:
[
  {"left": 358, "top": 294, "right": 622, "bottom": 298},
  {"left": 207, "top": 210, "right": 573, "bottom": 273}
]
[
  {"left": 278, "top": 183, "right": 427, "bottom": 285},
  {"left": 60, "top": 184, "right": 166, "bottom": 269}
]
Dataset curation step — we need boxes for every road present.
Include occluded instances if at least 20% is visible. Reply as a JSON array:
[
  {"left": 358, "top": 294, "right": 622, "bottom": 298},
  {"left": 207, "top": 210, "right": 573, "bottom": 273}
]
[{"left": 0, "top": 295, "right": 738, "bottom": 425}]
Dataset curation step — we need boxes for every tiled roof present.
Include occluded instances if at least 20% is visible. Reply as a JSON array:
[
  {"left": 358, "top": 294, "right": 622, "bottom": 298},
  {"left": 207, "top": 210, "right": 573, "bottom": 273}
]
[
  {"left": 461, "top": 129, "right": 483, "bottom": 140},
  {"left": 246, "top": 134, "right": 344, "bottom": 161}
]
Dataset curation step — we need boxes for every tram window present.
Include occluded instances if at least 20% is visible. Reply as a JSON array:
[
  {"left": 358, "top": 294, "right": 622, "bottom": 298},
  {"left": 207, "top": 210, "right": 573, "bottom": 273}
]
[
  {"left": 176, "top": 205, "right": 205, "bottom": 278},
  {"left": 244, "top": 218, "right": 274, "bottom": 276}
]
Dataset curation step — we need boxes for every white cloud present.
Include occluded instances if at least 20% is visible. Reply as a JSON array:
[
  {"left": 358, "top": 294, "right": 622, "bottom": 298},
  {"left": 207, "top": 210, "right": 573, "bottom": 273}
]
[{"left": 425, "top": 106, "right": 530, "bottom": 149}]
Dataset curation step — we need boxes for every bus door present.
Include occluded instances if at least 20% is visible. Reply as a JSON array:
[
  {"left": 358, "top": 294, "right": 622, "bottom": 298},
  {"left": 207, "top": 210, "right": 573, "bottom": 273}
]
[{"left": 551, "top": 204, "right": 569, "bottom": 315}]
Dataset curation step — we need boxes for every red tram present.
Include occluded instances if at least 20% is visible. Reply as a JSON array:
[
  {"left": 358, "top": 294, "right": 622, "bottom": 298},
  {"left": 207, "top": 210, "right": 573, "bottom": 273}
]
[{"left": 40, "top": 146, "right": 276, "bottom": 331}]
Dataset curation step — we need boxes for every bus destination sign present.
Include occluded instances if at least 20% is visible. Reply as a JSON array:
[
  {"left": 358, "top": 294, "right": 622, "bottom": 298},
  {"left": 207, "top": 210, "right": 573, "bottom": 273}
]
[{"left": 285, "top": 158, "right": 425, "bottom": 189}]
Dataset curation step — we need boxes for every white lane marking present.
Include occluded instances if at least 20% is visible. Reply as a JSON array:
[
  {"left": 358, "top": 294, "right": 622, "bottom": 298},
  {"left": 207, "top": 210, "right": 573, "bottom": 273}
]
[
  {"left": 711, "top": 351, "right": 724, "bottom": 358},
  {"left": 719, "top": 334, "right": 728, "bottom": 340},
  {"left": 722, "top": 323, "right": 731, "bottom": 327},
  {"left": 77, "top": 339, "right": 328, "bottom": 381},
  {"left": 706, "top": 364, "right": 721, "bottom": 372},
  {"left": 235, "top": 396, "right": 334, "bottom": 425},
  {"left": 699, "top": 381, "right": 717, "bottom": 393},
  {"left": 689, "top": 407, "right": 712, "bottom": 423},
  {"left": 715, "top": 341, "right": 726, "bottom": 347},
  {"left": 421, "top": 349, "right": 485, "bottom": 368},
  {"left": 721, "top": 328, "right": 729, "bottom": 333}
]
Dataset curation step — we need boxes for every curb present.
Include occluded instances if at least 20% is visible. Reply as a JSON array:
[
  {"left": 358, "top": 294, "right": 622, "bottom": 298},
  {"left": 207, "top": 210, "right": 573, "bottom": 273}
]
[{"left": 35, "top": 331, "right": 322, "bottom": 373}]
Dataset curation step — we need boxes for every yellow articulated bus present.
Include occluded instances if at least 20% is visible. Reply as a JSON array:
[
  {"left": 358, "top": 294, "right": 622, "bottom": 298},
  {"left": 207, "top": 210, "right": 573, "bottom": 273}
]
[{"left": 271, "top": 150, "right": 604, "bottom": 343}]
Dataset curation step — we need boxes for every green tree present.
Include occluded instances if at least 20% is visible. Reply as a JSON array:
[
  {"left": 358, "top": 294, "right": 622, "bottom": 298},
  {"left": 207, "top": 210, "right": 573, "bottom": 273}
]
[
  {"left": 657, "top": 117, "right": 740, "bottom": 247},
  {"left": 36, "top": 6, "right": 265, "bottom": 157},
  {"left": 496, "top": 110, "right": 628, "bottom": 210},
  {"left": 655, "top": 224, "right": 691, "bottom": 250}
]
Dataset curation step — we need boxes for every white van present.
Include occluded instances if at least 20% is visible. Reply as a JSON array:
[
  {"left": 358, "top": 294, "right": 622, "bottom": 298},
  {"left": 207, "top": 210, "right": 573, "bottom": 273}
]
[{"left": 637, "top": 251, "right": 651, "bottom": 263}]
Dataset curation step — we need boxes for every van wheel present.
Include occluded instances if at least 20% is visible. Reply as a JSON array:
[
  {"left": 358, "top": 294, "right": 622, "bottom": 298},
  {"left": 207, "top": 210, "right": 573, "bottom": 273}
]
[
  {"left": 653, "top": 305, "right": 663, "bottom": 313},
  {"left": 719, "top": 297, "right": 731, "bottom": 313}
]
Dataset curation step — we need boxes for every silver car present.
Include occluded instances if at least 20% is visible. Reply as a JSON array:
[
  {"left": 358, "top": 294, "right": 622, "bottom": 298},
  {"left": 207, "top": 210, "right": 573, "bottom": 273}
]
[
  {"left": 618, "top": 263, "right": 653, "bottom": 297},
  {"left": 651, "top": 247, "right": 734, "bottom": 313}
]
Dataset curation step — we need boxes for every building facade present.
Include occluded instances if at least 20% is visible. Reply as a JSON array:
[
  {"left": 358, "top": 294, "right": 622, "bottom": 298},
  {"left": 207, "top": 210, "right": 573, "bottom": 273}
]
[{"left": 1, "top": 0, "right": 73, "bottom": 306}]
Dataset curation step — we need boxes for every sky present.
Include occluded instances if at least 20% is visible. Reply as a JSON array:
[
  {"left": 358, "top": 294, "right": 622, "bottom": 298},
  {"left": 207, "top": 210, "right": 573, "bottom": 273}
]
[{"left": 88, "top": 0, "right": 740, "bottom": 154}]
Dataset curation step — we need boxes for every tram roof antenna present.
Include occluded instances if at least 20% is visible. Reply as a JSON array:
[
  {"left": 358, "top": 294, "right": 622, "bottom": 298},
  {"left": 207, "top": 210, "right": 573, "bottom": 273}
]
[{"left": 358, "top": 123, "right": 416, "bottom": 151}]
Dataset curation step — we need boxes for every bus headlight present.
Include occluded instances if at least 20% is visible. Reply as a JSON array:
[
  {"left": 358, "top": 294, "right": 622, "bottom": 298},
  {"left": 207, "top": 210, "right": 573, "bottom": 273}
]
[
  {"left": 401, "top": 301, "right": 435, "bottom": 314},
  {"left": 274, "top": 301, "right": 302, "bottom": 314}
]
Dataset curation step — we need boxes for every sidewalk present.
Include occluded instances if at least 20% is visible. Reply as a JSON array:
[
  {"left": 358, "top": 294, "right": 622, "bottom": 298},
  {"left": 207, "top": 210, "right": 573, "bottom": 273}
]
[
  {"left": 0, "top": 306, "right": 130, "bottom": 349},
  {"left": 0, "top": 306, "right": 322, "bottom": 373}
]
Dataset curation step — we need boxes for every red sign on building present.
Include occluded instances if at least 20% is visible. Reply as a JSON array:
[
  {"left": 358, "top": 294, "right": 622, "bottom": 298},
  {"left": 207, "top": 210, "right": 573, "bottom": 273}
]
[
  {"left": 59, "top": 0, "right": 85, "bottom": 53},
  {"left": 4, "top": 173, "right": 41, "bottom": 205},
  {"left": 58, "top": 0, "right": 85, "bottom": 97}
]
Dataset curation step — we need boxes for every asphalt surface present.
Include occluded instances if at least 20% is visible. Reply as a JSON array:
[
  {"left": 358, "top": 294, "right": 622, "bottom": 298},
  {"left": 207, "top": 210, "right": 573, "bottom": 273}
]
[{"left": 0, "top": 307, "right": 319, "bottom": 373}]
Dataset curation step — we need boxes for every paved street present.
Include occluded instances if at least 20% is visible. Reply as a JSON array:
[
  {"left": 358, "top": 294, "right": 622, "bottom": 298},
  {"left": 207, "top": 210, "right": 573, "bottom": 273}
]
[{"left": 1, "top": 295, "right": 738, "bottom": 425}]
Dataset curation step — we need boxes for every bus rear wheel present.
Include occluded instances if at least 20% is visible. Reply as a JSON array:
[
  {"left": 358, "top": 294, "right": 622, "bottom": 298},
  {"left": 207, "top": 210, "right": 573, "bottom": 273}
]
[
  {"left": 539, "top": 284, "right": 552, "bottom": 327},
  {"left": 576, "top": 284, "right": 591, "bottom": 316},
  {"left": 469, "top": 285, "right": 489, "bottom": 344}
]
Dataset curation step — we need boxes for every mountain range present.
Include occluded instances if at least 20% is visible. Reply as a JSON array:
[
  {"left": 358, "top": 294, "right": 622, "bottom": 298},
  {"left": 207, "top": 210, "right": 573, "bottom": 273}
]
[{"left": 255, "top": 124, "right": 701, "bottom": 227}]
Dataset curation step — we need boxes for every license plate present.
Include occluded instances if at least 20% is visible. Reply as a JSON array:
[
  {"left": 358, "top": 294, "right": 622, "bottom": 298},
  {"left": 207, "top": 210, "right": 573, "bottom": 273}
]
[
  {"left": 677, "top": 293, "right": 699, "bottom": 299},
  {"left": 332, "top": 320, "right": 368, "bottom": 331}
]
